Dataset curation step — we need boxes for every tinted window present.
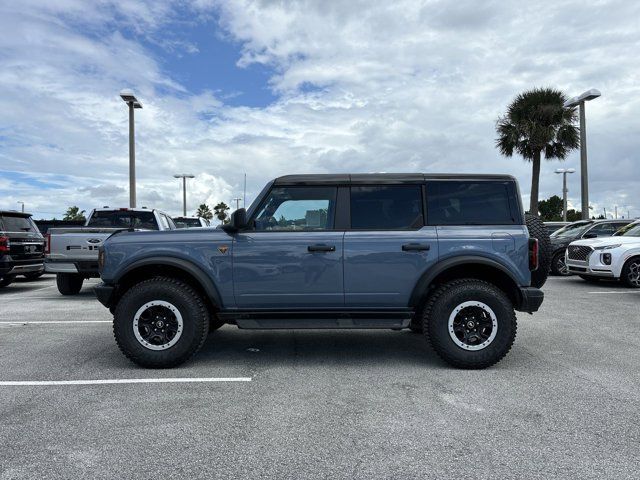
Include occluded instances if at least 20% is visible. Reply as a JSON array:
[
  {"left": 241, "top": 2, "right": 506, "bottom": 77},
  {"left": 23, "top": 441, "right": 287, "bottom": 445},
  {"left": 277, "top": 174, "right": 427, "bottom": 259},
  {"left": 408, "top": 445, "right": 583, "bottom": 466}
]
[
  {"left": 174, "top": 218, "right": 206, "bottom": 228},
  {"left": 253, "top": 187, "right": 336, "bottom": 231},
  {"left": 587, "top": 222, "right": 629, "bottom": 237},
  {"left": 427, "top": 181, "right": 516, "bottom": 225},
  {"left": 350, "top": 186, "right": 423, "bottom": 230},
  {"left": 87, "top": 211, "right": 159, "bottom": 230},
  {"left": 0, "top": 214, "right": 37, "bottom": 233}
]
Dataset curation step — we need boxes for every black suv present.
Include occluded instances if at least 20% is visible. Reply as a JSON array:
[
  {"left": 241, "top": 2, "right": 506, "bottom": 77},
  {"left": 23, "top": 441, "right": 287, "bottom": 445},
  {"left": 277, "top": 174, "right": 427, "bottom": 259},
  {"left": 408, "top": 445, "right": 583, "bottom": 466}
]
[
  {"left": 549, "top": 219, "right": 630, "bottom": 276},
  {"left": 0, "top": 211, "right": 45, "bottom": 287}
]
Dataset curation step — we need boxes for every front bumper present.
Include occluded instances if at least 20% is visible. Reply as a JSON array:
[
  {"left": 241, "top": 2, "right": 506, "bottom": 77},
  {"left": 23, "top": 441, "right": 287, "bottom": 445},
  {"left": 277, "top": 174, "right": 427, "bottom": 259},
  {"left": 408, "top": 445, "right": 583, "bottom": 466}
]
[
  {"left": 566, "top": 251, "right": 615, "bottom": 278},
  {"left": 516, "top": 287, "right": 544, "bottom": 313},
  {"left": 95, "top": 282, "right": 116, "bottom": 308}
]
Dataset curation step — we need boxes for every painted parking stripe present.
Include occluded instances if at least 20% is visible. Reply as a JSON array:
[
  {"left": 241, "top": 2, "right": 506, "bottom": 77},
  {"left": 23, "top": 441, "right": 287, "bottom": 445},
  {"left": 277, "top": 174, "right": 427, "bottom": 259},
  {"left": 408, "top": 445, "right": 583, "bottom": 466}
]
[
  {"left": 0, "top": 321, "right": 111, "bottom": 324},
  {"left": 0, "top": 377, "right": 252, "bottom": 386},
  {"left": 588, "top": 291, "right": 640, "bottom": 294}
]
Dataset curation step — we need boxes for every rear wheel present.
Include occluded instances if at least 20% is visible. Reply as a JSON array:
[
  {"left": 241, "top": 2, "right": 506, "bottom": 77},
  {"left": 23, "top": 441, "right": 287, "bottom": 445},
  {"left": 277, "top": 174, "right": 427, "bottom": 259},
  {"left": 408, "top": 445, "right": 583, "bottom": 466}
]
[
  {"left": 621, "top": 257, "right": 640, "bottom": 288},
  {"left": 525, "top": 214, "right": 551, "bottom": 287},
  {"left": 23, "top": 271, "right": 44, "bottom": 281},
  {"left": 551, "top": 251, "right": 571, "bottom": 276},
  {"left": 423, "top": 279, "right": 517, "bottom": 369},
  {"left": 56, "top": 273, "right": 84, "bottom": 295},
  {"left": 0, "top": 275, "right": 16, "bottom": 288},
  {"left": 113, "top": 277, "right": 210, "bottom": 368}
]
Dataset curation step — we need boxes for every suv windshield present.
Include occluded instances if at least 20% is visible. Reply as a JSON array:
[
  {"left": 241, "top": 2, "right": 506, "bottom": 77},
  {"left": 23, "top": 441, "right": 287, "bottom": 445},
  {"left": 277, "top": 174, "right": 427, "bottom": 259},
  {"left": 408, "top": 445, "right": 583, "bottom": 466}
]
[
  {"left": 0, "top": 214, "right": 38, "bottom": 233},
  {"left": 550, "top": 221, "right": 592, "bottom": 238},
  {"left": 87, "top": 211, "right": 159, "bottom": 230},
  {"left": 614, "top": 221, "right": 640, "bottom": 237}
]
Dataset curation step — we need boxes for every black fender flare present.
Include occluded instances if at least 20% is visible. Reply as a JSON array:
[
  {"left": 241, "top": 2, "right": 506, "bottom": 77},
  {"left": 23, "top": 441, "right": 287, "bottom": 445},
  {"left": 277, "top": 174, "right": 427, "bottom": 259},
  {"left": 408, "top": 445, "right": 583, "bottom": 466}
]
[
  {"left": 115, "top": 256, "right": 223, "bottom": 308},
  {"left": 408, "top": 255, "right": 522, "bottom": 308}
]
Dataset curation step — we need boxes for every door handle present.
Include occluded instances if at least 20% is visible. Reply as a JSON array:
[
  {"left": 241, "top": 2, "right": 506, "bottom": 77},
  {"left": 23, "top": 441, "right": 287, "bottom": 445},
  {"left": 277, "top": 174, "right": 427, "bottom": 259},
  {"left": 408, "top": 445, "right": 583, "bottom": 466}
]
[
  {"left": 402, "top": 243, "right": 430, "bottom": 252},
  {"left": 308, "top": 244, "right": 336, "bottom": 252}
]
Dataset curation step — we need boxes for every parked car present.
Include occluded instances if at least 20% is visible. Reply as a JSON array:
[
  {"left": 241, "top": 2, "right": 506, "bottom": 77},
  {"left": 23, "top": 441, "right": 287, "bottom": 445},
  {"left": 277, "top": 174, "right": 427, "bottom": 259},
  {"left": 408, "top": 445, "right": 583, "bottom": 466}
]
[
  {"left": 543, "top": 221, "right": 570, "bottom": 235},
  {"left": 566, "top": 219, "right": 640, "bottom": 287},
  {"left": 0, "top": 210, "right": 45, "bottom": 287},
  {"left": 46, "top": 208, "right": 176, "bottom": 295},
  {"left": 96, "top": 173, "right": 547, "bottom": 370},
  {"left": 548, "top": 219, "right": 631, "bottom": 276},
  {"left": 173, "top": 216, "right": 210, "bottom": 228}
]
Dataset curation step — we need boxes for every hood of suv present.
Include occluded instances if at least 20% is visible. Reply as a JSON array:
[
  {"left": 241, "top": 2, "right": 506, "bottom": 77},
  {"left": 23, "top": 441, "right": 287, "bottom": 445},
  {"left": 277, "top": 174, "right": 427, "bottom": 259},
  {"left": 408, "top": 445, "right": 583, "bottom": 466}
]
[{"left": 570, "top": 236, "right": 640, "bottom": 247}]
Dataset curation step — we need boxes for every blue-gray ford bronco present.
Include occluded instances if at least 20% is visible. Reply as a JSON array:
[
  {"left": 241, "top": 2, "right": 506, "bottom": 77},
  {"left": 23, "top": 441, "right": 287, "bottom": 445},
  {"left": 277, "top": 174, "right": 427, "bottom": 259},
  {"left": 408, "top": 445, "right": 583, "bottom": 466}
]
[{"left": 96, "top": 174, "right": 547, "bottom": 369}]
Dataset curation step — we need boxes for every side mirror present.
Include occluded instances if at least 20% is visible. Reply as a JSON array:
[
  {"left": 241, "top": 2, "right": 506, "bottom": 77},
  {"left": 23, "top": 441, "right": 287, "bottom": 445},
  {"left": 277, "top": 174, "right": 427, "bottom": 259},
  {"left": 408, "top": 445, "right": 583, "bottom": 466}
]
[
  {"left": 582, "top": 232, "right": 597, "bottom": 239},
  {"left": 222, "top": 208, "right": 248, "bottom": 233}
]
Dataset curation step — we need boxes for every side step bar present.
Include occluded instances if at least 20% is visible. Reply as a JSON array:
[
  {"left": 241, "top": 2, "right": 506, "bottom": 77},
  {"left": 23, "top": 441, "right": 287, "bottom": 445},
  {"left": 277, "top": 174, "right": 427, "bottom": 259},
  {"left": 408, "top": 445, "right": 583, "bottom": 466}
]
[{"left": 218, "top": 310, "right": 414, "bottom": 330}]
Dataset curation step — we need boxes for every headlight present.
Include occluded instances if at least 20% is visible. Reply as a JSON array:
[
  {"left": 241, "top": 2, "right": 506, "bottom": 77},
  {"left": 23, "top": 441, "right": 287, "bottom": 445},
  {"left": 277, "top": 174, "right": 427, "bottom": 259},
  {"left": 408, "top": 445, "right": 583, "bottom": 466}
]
[{"left": 594, "top": 244, "right": 621, "bottom": 250}]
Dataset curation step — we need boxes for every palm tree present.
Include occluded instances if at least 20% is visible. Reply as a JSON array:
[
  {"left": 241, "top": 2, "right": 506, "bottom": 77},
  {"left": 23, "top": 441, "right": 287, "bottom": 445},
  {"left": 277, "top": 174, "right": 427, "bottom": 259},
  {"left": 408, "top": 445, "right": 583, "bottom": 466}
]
[
  {"left": 213, "top": 202, "right": 230, "bottom": 224},
  {"left": 63, "top": 206, "right": 86, "bottom": 221},
  {"left": 196, "top": 204, "right": 213, "bottom": 221},
  {"left": 496, "top": 87, "right": 580, "bottom": 216}
]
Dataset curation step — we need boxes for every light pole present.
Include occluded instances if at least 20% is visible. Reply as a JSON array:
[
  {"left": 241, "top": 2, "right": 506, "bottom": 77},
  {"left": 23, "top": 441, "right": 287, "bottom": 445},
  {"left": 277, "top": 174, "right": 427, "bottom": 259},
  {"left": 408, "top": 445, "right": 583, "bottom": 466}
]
[
  {"left": 554, "top": 168, "right": 575, "bottom": 221},
  {"left": 564, "top": 89, "right": 601, "bottom": 220},
  {"left": 17, "top": 201, "right": 24, "bottom": 213},
  {"left": 174, "top": 174, "right": 195, "bottom": 216},
  {"left": 232, "top": 197, "right": 242, "bottom": 210},
  {"left": 120, "top": 90, "right": 142, "bottom": 208}
]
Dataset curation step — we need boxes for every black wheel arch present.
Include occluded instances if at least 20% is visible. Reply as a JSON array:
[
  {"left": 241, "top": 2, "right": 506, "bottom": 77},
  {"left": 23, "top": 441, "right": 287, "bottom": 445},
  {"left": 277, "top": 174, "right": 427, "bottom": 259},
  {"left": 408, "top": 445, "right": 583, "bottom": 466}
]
[
  {"left": 409, "top": 256, "right": 524, "bottom": 310},
  {"left": 112, "top": 257, "right": 223, "bottom": 311}
]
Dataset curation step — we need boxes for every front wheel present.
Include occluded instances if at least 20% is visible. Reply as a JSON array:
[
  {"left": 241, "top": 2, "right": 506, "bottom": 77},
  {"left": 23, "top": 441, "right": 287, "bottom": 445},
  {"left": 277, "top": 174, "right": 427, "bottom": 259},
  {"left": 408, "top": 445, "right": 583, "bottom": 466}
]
[
  {"left": 551, "top": 252, "right": 571, "bottom": 276},
  {"left": 423, "top": 279, "right": 517, "bottom": 369},
  {"left": 113, "top": 277, "right": 210, "bottom": 368},
  {"left": 621, "top": 257, "right": 640, "bottom": 288},
  {"left": 56, "top": 273, "right": 84, "bottom": 295}
]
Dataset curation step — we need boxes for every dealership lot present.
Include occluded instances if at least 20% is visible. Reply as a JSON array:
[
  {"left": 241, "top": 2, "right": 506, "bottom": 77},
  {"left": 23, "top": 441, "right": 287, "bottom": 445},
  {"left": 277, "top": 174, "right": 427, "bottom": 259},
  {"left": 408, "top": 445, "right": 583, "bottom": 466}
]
[{"left": 1, "top": 276, "right": 639, "bottom": 479}]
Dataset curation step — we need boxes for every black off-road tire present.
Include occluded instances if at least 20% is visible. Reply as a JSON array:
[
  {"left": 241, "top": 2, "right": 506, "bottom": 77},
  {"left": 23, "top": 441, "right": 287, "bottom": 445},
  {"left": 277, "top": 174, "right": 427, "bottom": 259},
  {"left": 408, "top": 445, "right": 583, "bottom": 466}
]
[
  {"left": 551, "top": 251, "right": 571, "bottom": 276},
  {"left": 578, "top": 274, "right": 601, "bottom": 284},
  {"left": 113, "top": 277, "right": 210, "bottom": 368},
  {"left": 620, "top": 257, "right": 640, "bottom": 288},
  {"left": 0, "top": 275, "right": 16, "bottom": 288},
  {"left": 525, "top": 214, "right": 551, "bottom": 288},
  {"left": 423, "top": 279, "right": 517, "bottom": 369},
  {"left": 23, "top": 271, "right": 44, "bottom": 281},
  {"left": 56, "top": 273, "right": 84, "bottom": 295}
]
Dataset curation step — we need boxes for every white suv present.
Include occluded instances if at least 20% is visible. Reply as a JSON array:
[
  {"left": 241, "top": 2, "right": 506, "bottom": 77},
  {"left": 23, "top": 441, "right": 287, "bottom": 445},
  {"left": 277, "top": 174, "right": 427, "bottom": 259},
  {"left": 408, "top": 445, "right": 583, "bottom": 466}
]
[{"left": 566, "top": 220, "right": 640, "bottom": 287}]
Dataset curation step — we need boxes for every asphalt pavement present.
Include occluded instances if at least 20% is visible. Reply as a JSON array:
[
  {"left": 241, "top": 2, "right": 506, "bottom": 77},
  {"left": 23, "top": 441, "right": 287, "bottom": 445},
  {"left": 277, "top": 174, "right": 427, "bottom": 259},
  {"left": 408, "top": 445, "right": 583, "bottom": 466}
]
[{"left": 1, "top": 275, "right": 639, "bottom": 479}]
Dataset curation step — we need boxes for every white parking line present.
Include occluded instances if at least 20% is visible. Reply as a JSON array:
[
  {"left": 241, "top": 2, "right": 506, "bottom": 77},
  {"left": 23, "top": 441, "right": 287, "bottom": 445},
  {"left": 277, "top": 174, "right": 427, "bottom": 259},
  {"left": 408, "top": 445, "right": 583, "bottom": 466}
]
[
  {"left": 0, "top": 377, "right": 252, "bottom": 386},
  {"left": 0, "top": 321, "right": 111, "bottom": 324},
  {"left": 588, "top": 291, "right": 640, "bottom": 294}
]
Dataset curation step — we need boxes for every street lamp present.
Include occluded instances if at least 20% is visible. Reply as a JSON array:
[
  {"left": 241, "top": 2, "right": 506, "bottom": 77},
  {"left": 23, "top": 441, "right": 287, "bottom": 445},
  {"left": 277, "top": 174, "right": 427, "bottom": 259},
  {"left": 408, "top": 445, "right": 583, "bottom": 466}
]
[
  {"left": 17, "top": 201, "right": 24, "bottom": 213},
  {"left": 174, "top": 174, "right": 195, "bottom": 216},
  {"left": 555, "top": 168, "right": 575, "bottom": 222},
  {"left": 120, "top": 89, "right": 143, "bottom": 208},
  {"left": 564, "top": 88, "right": 601, "bottom": 220},
  {"left": 232, "top": 197, "right": 242, "bottom": 210}
]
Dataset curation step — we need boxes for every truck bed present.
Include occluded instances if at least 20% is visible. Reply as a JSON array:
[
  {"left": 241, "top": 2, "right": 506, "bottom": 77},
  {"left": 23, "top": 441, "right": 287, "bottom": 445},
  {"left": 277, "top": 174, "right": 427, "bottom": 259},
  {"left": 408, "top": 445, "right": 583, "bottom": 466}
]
[{"left": 45, "top": 228, "right": 126, "bottom": 274}]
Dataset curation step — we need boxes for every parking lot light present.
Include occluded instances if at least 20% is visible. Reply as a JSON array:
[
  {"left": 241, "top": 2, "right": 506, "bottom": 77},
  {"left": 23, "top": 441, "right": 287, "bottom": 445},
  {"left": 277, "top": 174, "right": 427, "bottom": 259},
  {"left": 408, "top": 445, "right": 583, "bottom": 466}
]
[
  {"left": 555, "top": 168, "right": 575, "bottom": 222},
  {"left": 17, "top": 201, "right": 24, "bottom": 213},
  {"left": 120, "top": 89, "right": 143, "bottom": 208},
  {"left": 174, "top": 174, "right": 195, "bottom": 216},
  {"left": 564, "top": 89, "right": 601, "bottom": 220}
]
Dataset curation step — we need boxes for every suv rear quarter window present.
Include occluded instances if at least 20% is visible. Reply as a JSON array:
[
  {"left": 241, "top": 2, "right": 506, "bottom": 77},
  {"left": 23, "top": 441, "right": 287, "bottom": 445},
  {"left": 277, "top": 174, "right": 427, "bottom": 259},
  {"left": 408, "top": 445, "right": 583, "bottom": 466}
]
[
  {"left": 350, "top": 185, "right": 424, "bottom": 230},
  {"left": 427, "top": 181, "right": 519, "bottom": 225}
]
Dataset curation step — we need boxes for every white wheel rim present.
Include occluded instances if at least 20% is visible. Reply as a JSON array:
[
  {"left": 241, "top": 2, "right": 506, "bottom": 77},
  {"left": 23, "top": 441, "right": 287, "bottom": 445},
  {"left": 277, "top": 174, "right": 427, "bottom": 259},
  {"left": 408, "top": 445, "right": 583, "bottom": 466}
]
[
  {"left": 133, "top": 300, "right": 184, "bottom": 351},
  {"left": 448, "top": 301, "right": 498, "bottom": 351}
]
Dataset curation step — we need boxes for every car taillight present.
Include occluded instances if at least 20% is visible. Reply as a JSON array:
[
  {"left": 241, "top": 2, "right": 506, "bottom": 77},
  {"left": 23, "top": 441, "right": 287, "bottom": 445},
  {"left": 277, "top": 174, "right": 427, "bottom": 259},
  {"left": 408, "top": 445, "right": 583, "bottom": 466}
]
[
  {"left": 0, "top": 235, "right": 9, "bottom": 253},
  {"left": 44, "top": 233, "right": 51, "bottom": 255},
  {"left": 529, "top": 238, "right": 539, "bottom": 271}
]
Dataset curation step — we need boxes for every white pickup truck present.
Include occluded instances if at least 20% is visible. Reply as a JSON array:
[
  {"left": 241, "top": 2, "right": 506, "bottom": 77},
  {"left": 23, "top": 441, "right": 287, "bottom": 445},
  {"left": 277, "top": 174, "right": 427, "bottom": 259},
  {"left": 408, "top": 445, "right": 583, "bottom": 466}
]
[
  {"left": 45, "top": 207, "right": 176, "bottom": 295},
  {"left": 566, "top": 219, "right": 640, "bottom": 287}
]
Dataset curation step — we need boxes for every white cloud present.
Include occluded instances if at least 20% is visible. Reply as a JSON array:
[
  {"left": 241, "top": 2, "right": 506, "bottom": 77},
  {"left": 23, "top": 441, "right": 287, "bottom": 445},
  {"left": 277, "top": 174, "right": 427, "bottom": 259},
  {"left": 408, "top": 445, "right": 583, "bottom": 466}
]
[{"left": 0, "top": 0, "right": 639, "bottom": 220}]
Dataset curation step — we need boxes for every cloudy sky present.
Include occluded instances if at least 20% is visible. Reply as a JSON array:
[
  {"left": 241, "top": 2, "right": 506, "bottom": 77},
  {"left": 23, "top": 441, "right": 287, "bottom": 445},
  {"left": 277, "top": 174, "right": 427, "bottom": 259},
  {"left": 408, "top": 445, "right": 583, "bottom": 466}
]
[{"left": 0, "top": 0, "right": 638, "bottom": 219}]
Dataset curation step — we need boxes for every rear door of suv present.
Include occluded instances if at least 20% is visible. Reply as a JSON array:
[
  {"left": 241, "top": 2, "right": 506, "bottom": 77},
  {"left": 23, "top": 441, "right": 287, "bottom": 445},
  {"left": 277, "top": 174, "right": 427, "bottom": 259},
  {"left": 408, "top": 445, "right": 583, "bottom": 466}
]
[{"left": 343, "top": 182, "right": 438, "bottom": 307}]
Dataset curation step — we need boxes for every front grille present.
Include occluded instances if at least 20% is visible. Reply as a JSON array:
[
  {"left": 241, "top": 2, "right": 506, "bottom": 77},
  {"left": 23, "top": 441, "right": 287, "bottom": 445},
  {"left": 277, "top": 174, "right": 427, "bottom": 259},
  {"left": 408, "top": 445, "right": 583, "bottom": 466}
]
[{"left": 567, "top": 245, "right": 593, "bottom": 261}]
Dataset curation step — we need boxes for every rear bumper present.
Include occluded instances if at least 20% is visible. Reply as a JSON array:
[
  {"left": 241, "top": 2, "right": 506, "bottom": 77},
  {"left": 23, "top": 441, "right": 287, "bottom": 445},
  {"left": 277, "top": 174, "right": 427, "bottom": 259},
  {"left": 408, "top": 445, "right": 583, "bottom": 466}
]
[
  {"left": 95, "top": 282, "right": 116, "bottom": 308},
  {"left": 516, "top": 287, "right": 544, "bottom": 313},
  {"left": 0, "top": 258, "right": 44, "bottom": 276},
  {"left": 45, "top": 259, "right": 100, "bottom": 277}
]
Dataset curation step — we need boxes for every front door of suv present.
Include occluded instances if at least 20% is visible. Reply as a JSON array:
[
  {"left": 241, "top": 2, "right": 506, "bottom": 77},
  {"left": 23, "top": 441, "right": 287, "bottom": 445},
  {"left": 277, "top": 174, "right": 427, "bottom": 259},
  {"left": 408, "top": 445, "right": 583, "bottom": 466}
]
[
  {"left": 232, "top": 185, "right": 344, "bottom": 308},
  {"left": 343, "top": 184, "right": 438, "bottom": 307}
]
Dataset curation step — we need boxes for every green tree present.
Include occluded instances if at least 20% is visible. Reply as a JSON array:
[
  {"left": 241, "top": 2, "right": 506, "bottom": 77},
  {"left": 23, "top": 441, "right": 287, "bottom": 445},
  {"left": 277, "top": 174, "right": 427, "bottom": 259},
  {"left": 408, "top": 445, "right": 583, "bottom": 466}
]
[
  {"left": 538, "top": 195, "right": 563, "bottom": 221},
  {"left": 496, "top": 88, "right": 580, "bottom": 216},
  {"left": 213, "top": 202, "right": 230, "bottom": 224},
  {"left": 566, "top": 209, "right": 582, "bottom": 222},
  {"left": 63, "top": 206, "right": 86, "bottom": 221},
  {"left": 196, "top": 203, "right": 213, "bottom": 221}
]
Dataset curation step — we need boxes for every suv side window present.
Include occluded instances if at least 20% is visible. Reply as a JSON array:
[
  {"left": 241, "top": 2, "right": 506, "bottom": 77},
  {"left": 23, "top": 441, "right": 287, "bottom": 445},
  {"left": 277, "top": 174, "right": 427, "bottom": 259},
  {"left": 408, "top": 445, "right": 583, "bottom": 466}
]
[
  {"left": 253, "top": 186, "right": 336, "bottom": 231},
  {"left": 350, "top": 185, "right": 424, "bottom": 230},
  {"left": 586, "top": 222, "right": 618, "bottom": 237},
  {"left": 427, "top": 181, "right": 517, "bottom": 225}
]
